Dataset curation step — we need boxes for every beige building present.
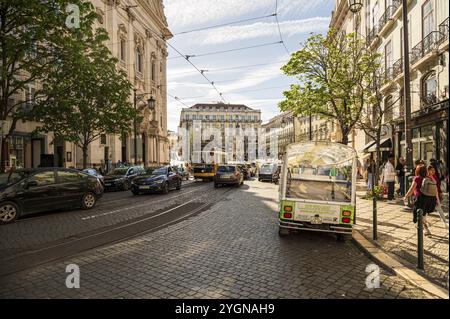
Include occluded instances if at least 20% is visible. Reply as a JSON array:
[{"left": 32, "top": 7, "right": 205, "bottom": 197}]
[
  {"left": 2, "top": 0, "right": 172, "bottom": 170},
  {"left": 179, "top": 103, "right": 262, "bottom": 162},
  {"left": 330, "top": 0, "right": 449, "bottom": 166},
  {"left": 262, "top": 111, "right": 341, "bottom": 158}
]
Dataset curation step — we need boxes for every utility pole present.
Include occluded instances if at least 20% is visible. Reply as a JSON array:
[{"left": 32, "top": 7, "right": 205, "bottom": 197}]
[
  {"left": 309, "top": 112, "right": 312, "bottom": 141},
  {"left": 133, "top": 89, "right": 138, "bottom": 165},
  {"left": 402, "top": 0, "right": 414, "bottom": 192}
]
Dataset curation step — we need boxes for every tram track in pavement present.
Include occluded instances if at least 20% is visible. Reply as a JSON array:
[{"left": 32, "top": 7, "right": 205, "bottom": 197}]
[{"left": 0, "top": 185, "right": 236, "bottom": 277}]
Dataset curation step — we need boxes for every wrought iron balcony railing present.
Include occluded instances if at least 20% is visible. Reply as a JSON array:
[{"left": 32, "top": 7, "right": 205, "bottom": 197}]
[
  {"left": 413, "top": 97, "right": 449, "bottom": 118},
  {"left": 410, "top": 31, "right": 441, "bottom": 65},
  {"left": 392, "top": 58, "right": 403, "bottom": 79},
  {"left": 378, "top": 2, "right": 401, "bottom": 31},
  {"left": 367, "top": 25, "right": 378, "bottom": 45},
  {"left": 439, "top": 17, "right": 449, "bottom": 43}
]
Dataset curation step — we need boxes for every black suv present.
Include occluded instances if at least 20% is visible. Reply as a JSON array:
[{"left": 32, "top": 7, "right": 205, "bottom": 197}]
[
  {"left": 0, "top": 168, "right": 104, "bottom": 224},
  {"left": 103, "top": 166, "right": 144, "bottom": 191},
  {"left": 131, "top": 166, "right": 182, "bottom": 195}
]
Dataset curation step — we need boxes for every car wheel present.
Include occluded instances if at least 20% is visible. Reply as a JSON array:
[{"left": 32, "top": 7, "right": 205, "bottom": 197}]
[
  {"left": 176, "top": 180, "right": 181, "bottom": 190},
  {"left": 132, "top": 191, "right": 140, "bottom": 196},
  {"left": 214, "top": 183, "right": 219, "bottom": 188},
  {"left": 81, "top": 193, "right": 97, "bottom": 210},
  {"left": 0, "top": 202, "right": 20, "bottom": 224},
  {"left": 162, "top": 182, "right": 169, "bottom": 194},
  {"left": 258, "top": 178, "right": 261, "bottom": 182},
  {"left": 122, "top": 181, "right": 130, "bottom": 191}
]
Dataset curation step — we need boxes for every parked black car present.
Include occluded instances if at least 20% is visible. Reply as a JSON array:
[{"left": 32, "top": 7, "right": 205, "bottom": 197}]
[
  {"left": 214, "top": 165, "right": 244, "bottom": 188},
  {"left": 0, "top": 168, "right": 104, "bottom": 224},
  {"left": 103, "top": 166, "right": 144, "bottom": 191},
  {"left": 82, "top": 168, "right": 105, "bottom": 185},
  {"left": 131, "top": 166, "right": 182, "bottom": 195}
]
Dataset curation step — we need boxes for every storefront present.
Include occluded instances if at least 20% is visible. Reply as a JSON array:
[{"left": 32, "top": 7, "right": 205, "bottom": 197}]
[{"left": 394, "top": 99, "right": 449, "bottom": 168}]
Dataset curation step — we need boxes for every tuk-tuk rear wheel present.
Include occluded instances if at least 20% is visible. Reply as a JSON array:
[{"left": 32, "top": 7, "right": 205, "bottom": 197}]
[{"left": 278, "top": 227, "right": 290, "bottom": 237}]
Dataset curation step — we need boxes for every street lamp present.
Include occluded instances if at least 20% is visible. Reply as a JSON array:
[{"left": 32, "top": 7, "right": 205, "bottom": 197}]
[
  {"left": 348, "top": 0, "right": 363, "bottom": 13},
  {"left": 133, "top": 89, "right": 157, "bottom": 165}
]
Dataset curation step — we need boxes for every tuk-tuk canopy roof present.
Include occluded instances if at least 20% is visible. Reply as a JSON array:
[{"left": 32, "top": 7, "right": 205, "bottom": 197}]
[{"left": 285, "top": 142, "right": 356, "bottom": 167}]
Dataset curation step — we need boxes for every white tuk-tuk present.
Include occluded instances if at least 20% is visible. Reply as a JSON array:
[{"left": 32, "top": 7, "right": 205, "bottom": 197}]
[{"left": 278, "top": 141, "right": 357, "bottom": 238}]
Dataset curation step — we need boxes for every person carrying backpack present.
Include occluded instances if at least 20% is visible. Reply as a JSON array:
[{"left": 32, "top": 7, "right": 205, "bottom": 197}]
[{"left": 404, "top": 165, "right": 438, "bottom": 236}]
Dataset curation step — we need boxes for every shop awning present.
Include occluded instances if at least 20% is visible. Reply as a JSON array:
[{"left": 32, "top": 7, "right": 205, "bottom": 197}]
[
  {"left": 361, "top": 140, "right": 376, "bottom": 153},
  {"left": 367, "top": 138, "right": 392, "bottom": 153}
]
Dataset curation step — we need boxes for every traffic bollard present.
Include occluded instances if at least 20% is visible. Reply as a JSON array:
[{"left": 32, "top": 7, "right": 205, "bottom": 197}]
[{"left": 417, "top": 209, "right": 424, "bottom": 270}]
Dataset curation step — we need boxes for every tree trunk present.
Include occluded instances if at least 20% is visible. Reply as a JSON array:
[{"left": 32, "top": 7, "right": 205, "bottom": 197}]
[
  {"left": 82, "top": 145, "right": 88, "bottom": 169},
  {"left": 340, "top": 130, "right": 349, "bottom": 145},
  {"left": 0, "top": 138, "right": 6, "bottom": 172}
]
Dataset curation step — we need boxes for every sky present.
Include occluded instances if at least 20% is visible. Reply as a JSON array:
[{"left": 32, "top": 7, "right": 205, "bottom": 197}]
[{"left": 163, "top": 0, "right": 335, "bottom": 131}]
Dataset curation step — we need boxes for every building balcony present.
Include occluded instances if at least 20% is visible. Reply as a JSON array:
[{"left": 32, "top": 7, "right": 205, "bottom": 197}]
[
  {"left": 439, "top": 17, "right": 449, "bottom": 46},
  {"left": 378, "top": 2, "right": 401, "bottom": 36},
  {"left": 410, "top": 31, "right": 441, "bottom": 66},
  {"left": 392, "top": 58, "right": 403, "bottom": 79},
  {"left": 413, "top": 97, "right": 449, "bottom": 119},
  {"left": 367, "top": 25, "right": 379, "bottom": 47}
]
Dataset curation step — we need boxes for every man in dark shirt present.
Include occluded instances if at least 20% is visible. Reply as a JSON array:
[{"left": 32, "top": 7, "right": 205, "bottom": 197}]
[{"left": 396, "top": 157, "right": 405, "bottom": 196}]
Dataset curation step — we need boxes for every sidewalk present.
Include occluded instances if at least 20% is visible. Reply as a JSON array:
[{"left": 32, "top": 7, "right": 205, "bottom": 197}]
[{"left": 354, "top": 182, "right": 449, "bottom": 295}]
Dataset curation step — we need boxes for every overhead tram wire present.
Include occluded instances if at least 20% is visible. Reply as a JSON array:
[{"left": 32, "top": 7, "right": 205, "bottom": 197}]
[
  {"left": 167, "top": 41, "right": 283, "bottom": 60},
  {"left": 274, "top": 0, "right": 290, "bottom": 56},
  {"left": 173, "top": 13, "right": 276, "bottom": 36},
  {"left": 168, "top": 60, "right": 288, "bottom": 77},
  {"left": 171, "top": 85, "right": 290, "bottom": 102},
  {"left": 124, "top": 4, "right": 227, "bottom": 103},
  {"left": 167, "top": 92, "right": 191, "bottom": 108}
]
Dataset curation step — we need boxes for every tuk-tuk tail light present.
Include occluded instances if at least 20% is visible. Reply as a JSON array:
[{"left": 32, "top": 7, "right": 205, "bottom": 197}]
[
  {"left": 342, "top": 211, "right": 351, "bottom": 217},
  {"left": 283, "top": 212, "right": 293, "bottom": 219},
  {"left": 284, "top": 206, "right": 293, "bottom": 212},
  {"left": 342, "top": 217, "right": 351, "bottom": 223}
]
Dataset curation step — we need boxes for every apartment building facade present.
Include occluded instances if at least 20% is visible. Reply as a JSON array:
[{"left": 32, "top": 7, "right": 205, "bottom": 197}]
[
  {"left": 331, "top": 0, "right": 449, "bottom": 166},
  {"left": 2, "top": 0, "right": 172, "bottom": 171},
  {"left": 179, "top": 103, "right": 262, "bottom": 163},
  {"left": 261, "top": 112, "right": 341, "bottom": 159}
]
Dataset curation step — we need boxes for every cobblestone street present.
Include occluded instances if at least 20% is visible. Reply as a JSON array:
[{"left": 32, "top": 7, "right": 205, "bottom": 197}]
[{"left": 0, "top": 180, "right": 432, "bottom": 299}]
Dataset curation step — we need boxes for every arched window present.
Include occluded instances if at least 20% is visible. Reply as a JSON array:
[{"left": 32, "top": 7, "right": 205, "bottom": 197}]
[{"left": 421, "top": 71, "right": 437, "bottom": 106}]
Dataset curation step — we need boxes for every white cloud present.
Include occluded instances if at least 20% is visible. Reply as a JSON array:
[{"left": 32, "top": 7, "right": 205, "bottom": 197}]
[
  {"left": 164, "top": 0, "right": 274, "bottom": 31},
  {"left": 164, "top": 0, "right": 331, "bottom": 31},
  {"left": 191, "top": 17, "right": 330, "bottom": 45}
]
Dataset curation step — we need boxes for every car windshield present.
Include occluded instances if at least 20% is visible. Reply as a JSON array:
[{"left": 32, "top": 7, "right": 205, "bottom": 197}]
[
  {"left": 151, "top": 167, "right": 168, "bottom": 175},
  {"left": 0, "top": 171, "right": 28, "bottom": 187},
  {"left": 284, "top": 142, "right": 355, "bottom": 203},
  {"left": 260, "top": 165, "right": 274, "bottom": 173},
  {"left": 217, "top": 166, "right": 236, "bottom": 173},
  {"left": 108, "top": 168, "right": 128, "bottom": 176}
]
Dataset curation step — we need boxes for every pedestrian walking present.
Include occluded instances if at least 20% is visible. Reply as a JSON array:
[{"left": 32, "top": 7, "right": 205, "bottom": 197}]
[
  {"left": 382, "top": 155, "right": 396, "bottom": 200},
  {"left": 366, "top": 159, "right": 373, "bottom": 191},
  {"left": 396, "top": 157, "right": 405, "bottom": 196},
  {"left": 404, "top": 165, "right": 438, "bottom": 236}
]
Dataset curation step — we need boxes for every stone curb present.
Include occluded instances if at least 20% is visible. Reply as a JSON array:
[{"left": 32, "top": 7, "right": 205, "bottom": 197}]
[{"left": 352, "top": 230, "right": 449, "bottom": 299}]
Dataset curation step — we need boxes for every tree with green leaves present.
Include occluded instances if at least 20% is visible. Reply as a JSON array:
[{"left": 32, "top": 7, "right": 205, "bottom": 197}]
[
  {"left": 357, "top": 72, "right": 399, "bottom": 186},
  {"left": 0, "top": 0, "right": 81, "bottom": 171},
  {"left": 279, "top": 30, "right": 380, "bottom": 145},
  {"left": 34, "top": 3, "right": 137, "bottom": 168}
]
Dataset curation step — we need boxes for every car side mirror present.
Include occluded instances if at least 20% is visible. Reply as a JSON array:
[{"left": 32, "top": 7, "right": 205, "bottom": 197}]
[{"left": 26, "top": 180, "right": 38, "bottom": 188}]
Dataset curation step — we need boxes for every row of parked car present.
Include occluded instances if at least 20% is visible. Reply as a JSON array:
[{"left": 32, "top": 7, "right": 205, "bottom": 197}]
[{"left": 0, "top": 165, "right": 186, "bottom": 225}]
